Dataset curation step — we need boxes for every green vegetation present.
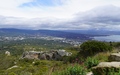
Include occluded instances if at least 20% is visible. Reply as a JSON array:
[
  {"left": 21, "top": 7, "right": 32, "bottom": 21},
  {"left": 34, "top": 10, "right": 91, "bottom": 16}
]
[
  {"left": 53, "top": 64, "right": 87, "bottom": 75},
  {"left": 1, "top": 39, "right": 120, "bottom": 75},
  {"left": 0, "top": 39, "right": 72, "bottom": 56},
  {"left": 92, "top": 67, "right": 120, "bottom": 75},
  {"left": 80, "top": 40, "right": 112, "bottom": 56},
  {"left": 85, "top": 57, "right": 99, "bottom": 69},
  {"left": 0, "top": 38, "right": 74, "bottom": 75}
]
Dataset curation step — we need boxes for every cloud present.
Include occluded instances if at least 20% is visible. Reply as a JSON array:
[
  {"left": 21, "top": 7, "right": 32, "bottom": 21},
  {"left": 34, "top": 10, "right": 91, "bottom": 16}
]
[
  {"left": 0, "top": 0, "right": 120, "bottom": 18},
  {"left": 0, "top": 1, "right": 120, "bottom": 30},
  {"left": 0, "top": 5, "right": 120, "bottom": 30}
]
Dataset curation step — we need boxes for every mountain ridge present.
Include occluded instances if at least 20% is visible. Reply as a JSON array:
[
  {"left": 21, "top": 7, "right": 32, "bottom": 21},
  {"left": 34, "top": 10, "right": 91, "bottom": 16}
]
[{"left": 0, "top": 28, "right": 92, "bottom": 40}]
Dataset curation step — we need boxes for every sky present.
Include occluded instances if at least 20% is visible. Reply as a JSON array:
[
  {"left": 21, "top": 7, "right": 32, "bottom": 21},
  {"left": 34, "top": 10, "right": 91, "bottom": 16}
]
[{"left": 0, "top": 0, "right": 120, "bottom": 30}]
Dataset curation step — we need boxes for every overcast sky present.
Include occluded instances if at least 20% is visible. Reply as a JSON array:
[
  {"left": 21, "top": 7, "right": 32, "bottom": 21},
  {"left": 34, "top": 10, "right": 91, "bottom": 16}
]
[{"left": 0, "top": 0, "right": 120, "bottom": 30}]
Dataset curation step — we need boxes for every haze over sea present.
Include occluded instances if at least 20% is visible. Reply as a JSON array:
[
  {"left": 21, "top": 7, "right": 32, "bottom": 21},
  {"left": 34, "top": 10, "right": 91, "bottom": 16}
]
[{"left": 94, "top": 35, "right": 120, "bottom": 42}]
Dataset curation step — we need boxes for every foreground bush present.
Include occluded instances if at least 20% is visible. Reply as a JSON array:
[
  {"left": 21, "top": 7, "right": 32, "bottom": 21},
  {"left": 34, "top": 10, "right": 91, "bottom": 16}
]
[
  {"left": 55, "top": 64, "right": 87, "bottom": 75},
  {"left": 80, "top": 40, "right": 112, "bottom": 56},
  {"left": 92, "top": 67, "right": 120, "bottom": 75},
  {"left": 85, "top": 57, "right": 99, "bottom": 69}
]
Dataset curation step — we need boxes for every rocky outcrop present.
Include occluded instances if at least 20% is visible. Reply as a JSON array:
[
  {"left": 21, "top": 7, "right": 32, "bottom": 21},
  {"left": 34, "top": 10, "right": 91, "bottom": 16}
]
[
  {"left": 87, "top": 72, "right": 93, "bottom": 75},
  {"left": 92, "top": 62, "right": 120, "bottom": 68},
  {"left": 92, "top": 62, "right": 120, "bottom": 75},
  {"left": 21, "top": 50, "right": 72, "bottom": 60},
  {"left": 5, "top": 51, "right": 10, "bottom": 56},
  {"left": 22, "top": 51, "right": 42, "bottom": 59},
  {"left": 108, "top": 53, "right": 120, "bottom": 61},
  {"left": 92, "top": 52, "right": 120, "bottom": 75}
]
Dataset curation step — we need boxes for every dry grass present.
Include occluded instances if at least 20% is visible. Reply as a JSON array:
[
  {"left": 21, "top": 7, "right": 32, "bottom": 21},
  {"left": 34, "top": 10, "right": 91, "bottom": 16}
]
[{"left": 93, "top": 52, "right": 111, "bottom": 62}]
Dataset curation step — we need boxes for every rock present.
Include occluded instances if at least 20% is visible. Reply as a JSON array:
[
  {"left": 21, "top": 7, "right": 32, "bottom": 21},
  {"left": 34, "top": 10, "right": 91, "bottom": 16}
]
[
  {"left": 8, "top": 65, "right": 18, "bottom": 70},
  {"left": 92, "top": 62, "right": 120, "bottom": 75},
  {"left": 39, "top": 52, "right": 54, "bottom": 60},
  {"left": 21, "top": 51, "right": 42, "bottom": 59},
  {"left": 57, "top": 50, "right": 72, "bottom": 56},
  {"left": 39, "top": 53, "right": 47, "bottom": 60},
  {"left": 87, "top": 72, "right": 93, "bottom": 75},
  {"left": 57, "top": 50, "right": 66, "bottom": 56},
  {"left": 66, "top": 52, "right": 72, "bottom": 56},
  {"left": 108, "top": 53, "right": 120, "bottom": 61},
  {"left": 21, "top": 50, "right": 72, "bottom": 60},
  {"left": 45, "top": 53, "right": 53, "bottom": 60},
  {"left": 94, "top": 62, "right": 120, "bottom": 68},
  {"left": 32, "top": 62, "right": 35, "bottom": 64},
  {"left": 52, "top": 51, "right": 61, "bottom": 60},
  {"left": 14, "top": 62, "right": 17, "bottom": 65},
  {"left": 5, "top": 51, "right": 10, "bottom": 56}
]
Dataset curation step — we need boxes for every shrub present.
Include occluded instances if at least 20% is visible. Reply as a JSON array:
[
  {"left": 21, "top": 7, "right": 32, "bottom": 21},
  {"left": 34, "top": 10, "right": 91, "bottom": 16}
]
[
  {"left": 0, "top": 70, "right": 5, "bottom": 75},
  {"left": 8, "top": 72, "right": 16, "bottom": 75},
  {"left": 80, "top": 40, "right": 112, "bottom": 56},
  {"left": 108, "top": 68, "right": 120, "bottom": 75},
  {"left": 0, "top": 56, "right": 15, "bottom": 70},
  {"left": 58, "top": 64, "right": 87, "bottom": 75},
  {"left": 62, "top": 54, "right": 77, "bottom": 63},
  {"left": 20, "top": 71, "right": 32, "bottom": 75},
  {"left": 33, "top": 61, "right": 40, "bottom": 66},
  {"left": 92, "top": 67, "right": 120, "bottom": 75},
  {"left": 85, "top": 57, "right": 99, "bottom": 69},
  {"left": 18, "top": 58, "right": 34, "bottom": 66},
  {"left": 93, "top": 52, "right": 110, "bottom": 62},
  {"left": 112, "top": 42, "right": 120, "bottom": 49}
]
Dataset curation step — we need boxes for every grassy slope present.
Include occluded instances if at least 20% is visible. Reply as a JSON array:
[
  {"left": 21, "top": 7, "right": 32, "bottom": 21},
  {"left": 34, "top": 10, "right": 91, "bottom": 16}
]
[{"left": 0, "top": 41, "right": 120, "bottom": 75}]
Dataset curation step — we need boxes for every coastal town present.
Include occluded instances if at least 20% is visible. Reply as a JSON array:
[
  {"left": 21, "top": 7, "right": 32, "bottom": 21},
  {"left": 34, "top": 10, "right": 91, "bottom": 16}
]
[{"left": 0, "top": 35, "right": 82, "bottom": 46}]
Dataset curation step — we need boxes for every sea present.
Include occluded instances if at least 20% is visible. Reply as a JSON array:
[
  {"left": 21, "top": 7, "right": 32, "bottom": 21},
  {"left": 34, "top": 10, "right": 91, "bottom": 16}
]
[{"left": 94, "top": 35, "right": 120, "bottom": 42}]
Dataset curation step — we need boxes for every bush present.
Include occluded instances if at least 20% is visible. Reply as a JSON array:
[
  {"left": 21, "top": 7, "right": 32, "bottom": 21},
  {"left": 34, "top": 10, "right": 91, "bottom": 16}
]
[
  {"left": 85, "top": 57, "right": 99, "bottom": 69},
  {"left": 92, "top": 67, "right": 120, "bottom": 75},
  {"left": 108, "top": 68, "right": 120, "bottom": 75},
  {"left": 33, "top": 61, "right": 40, "bottom": 66},
  {"left": 62, "top": 54, "right": 77, "bottom": 63},
  {"left": 0, "top": 56, "right": 15, "bottom": 70},
  {"left": 80, "top": 40, "right": 112, "bottom": 56},
  {"left": 58, "top": 64, "right": 87, "bottom": 75},
  {"left": 20, "top": 71, "right": 32, "bottom": 75},
  {"left": 113, "top": 42, "right": 120, "bottom": 48},
  {"left": 8, "top": 72, "right": 16, "bottom": 75},
  {"left": 18, "top": 58, "right": 34, "bottom": 66}
]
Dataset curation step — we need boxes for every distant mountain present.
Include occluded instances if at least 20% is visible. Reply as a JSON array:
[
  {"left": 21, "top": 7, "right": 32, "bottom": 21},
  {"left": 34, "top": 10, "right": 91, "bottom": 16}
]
[
  {"left": 63, "top": 29, "right": 120, "bottom": 35},
  {"left": 0, "top": 28, "right": 92, "bottom": 40},
  {"left": 1, "top": 28, "right": 120, "bottom": 42}
]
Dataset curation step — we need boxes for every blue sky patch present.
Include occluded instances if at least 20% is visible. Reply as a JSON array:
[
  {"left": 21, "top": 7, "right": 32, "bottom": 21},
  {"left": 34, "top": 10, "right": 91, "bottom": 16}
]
[{"left": 20, "top": 0, "right": 62, "bottom": 7}]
